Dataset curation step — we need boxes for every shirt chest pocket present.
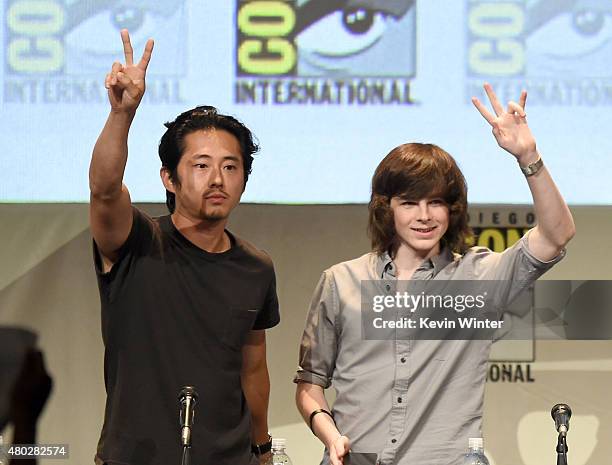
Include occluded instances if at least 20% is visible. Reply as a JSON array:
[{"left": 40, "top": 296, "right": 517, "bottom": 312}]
[{"left": 222, "top": 308, "right": 258, "bottom": 350}]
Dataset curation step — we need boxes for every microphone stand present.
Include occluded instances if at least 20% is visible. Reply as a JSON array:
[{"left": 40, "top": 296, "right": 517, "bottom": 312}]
[
  {"left": 181, "top": 444, "right": 191, "bottom": 465},
  {"left": 178, "top": 386, "right": 198, "bottom": 465},
  {"left": 556, "top": 433, "right": 568, "bottom": 465}
]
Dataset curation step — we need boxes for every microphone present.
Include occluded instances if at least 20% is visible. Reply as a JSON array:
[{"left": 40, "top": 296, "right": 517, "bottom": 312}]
[
  {"left": 179, "top": 386, "right": 198, "bottom": 447},
  {"left": 551, "top": 403, "right": 572, "bottom": 437}
]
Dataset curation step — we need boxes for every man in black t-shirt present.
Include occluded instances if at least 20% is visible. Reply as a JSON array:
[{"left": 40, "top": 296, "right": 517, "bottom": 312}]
[{"left": 89, "top": 30, "right": 279, "bottom": 465}]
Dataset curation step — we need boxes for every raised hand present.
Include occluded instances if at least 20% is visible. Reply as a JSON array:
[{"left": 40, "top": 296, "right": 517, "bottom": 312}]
[
  {"left": 104, "top": 29, "right": 154, "bottom": 113},
  {"left": 472, "top": 83, "right": 538, "bottom": 164}
]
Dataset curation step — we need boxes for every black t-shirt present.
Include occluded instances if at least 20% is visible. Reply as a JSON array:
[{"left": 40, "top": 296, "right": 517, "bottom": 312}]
[{"left": 93, "top": 208, "right": 280, "bottom": 465}]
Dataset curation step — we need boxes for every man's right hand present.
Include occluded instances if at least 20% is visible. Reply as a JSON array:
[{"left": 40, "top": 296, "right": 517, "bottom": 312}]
[{"left": 104, "top": 29, "right": 154, "bottom": 113}]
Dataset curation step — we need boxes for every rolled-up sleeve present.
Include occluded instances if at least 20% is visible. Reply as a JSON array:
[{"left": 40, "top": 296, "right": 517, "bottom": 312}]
[
  {"left": 468, "top": 228, "right": 566, "bottom": 310},
  {"left": 294, "top": 271, "right": 339, "bottom": 388}
]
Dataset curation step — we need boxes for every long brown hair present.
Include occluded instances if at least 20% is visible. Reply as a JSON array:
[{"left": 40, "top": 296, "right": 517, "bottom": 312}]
[{"left": 368, "top": 143, "right": 471, "bottom": 256}]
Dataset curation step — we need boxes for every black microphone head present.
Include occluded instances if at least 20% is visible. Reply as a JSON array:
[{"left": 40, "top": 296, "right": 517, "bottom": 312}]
[
  {"left": 179, "top": 386, "right": 199, "bottom": 404},
  {"left": 551, "top": 403, "right": 572, "bottom": 436},
  {"left": 551, "top": 403, "right": 572, "bottom": 419}
]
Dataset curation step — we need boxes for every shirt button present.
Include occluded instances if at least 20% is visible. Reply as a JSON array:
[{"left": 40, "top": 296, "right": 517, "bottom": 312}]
[
  {"left": 400, "top": 357, "right": 406, "bottom": 363},
  {"left": 397, "top": 397, "right": 402, "bottom": 403},
  {"left": 391, "top": 439, "right": 397, "bottom": 444}
]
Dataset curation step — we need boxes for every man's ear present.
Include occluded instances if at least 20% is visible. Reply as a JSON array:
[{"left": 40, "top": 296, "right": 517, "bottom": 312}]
[{"left": 160, "top": 167, "right": 176, "bottom": 194}]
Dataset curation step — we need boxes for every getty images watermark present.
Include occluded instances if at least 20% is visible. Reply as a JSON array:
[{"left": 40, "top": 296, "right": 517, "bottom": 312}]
[
  {"left": 362, "top": 280, "right": 504, "bottom": 340},
  {"left": 371, "top": 289, "right": 504, "bottom": 330},
  {"left": 361, "top": 280, "right": 612, "bottom": 341}
]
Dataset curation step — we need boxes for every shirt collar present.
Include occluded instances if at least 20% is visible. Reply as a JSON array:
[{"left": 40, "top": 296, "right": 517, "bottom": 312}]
[{"left": 376, "top": 247, "right": 455, "bottom": 279}]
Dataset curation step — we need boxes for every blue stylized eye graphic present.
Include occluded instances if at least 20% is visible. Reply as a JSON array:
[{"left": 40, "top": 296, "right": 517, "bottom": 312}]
[
  {"left": 297, "top": 7, "right": 396, "bottom": 58},
  {"left": 524, "top": 1, "right": 612, "bottom": 76},
  {"left": 295, "top": 1, "right": 414, "bottom": 59},
  {"left": 528, "top": 10, "right": 612, "bottom": 59},
  {"left": 63, "top": 1, "right": 183, "bottom": 68},
  {"left": 292, "top": 0, "right": 415, "bottom": 75}
]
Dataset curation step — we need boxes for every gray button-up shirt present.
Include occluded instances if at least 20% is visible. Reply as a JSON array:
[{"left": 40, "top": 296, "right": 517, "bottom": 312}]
[{"left": 294, "top": 231, "right": 564, "bottom": 465}]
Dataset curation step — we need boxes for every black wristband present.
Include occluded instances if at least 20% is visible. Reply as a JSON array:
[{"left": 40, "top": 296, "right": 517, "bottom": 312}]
[
  {"left": 309, "top": 408, "right": 335, "bottom": 434},
  {"left": 251, "top": 435, "right": 272, "bottom": 456}
]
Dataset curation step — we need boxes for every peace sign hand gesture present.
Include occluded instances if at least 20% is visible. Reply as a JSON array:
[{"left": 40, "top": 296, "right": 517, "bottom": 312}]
[
  {"left": 472, "top": 83, "right": 538, "bottom": 165},
  {"left": 104, "top": 29, "right": 154, "bottom": 114}
]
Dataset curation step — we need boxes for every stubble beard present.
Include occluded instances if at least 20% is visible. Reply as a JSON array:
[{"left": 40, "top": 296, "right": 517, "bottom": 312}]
[{"left": 202, "top": 205, "right": 229, "bottom": 223}]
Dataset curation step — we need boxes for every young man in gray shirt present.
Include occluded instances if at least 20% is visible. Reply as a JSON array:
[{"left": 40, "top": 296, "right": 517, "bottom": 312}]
[{"left": 294, "top": 85, "right": 575, "bottom": 465}]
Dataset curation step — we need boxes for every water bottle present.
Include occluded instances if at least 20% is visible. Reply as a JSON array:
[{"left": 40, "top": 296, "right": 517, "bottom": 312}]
[
  {"left": 271, "top": 438, "right": 293, "bottom": 465},
  {"left": 0, "top": 435, "right": 5, "bottom": 465},
  {"left": 462, "top": 437, "right": 490, "bottom": 465}
]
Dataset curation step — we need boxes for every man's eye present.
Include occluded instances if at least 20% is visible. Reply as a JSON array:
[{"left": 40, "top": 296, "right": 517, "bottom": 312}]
[
  {"left": 430, "top": 199, "right": 444, "bottom": 205},
  {"left": 224, "top": 165, "right": 237, "bottom": 171},
  {"left": 195, "top": 164, "right": 208, "bottom": 169}
]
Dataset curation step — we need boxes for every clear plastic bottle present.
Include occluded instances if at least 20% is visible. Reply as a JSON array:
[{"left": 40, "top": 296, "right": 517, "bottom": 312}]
[
  {"left": 271, "top": 438, "right": 293, "bottom": 465},
  {"left": 462, "top": 437, "right": 490, "bottom": 465},
  {"left": 0, "top": 435, "right": 4, "bottom": 465}
]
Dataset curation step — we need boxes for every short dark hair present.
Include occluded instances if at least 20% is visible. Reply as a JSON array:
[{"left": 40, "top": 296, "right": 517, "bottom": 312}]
[
  {"left": 368, "top": 143, "right": 471, "bottom": 256},
  {"left": 158, "top": 106, "right": 259, "bottom": 213}
]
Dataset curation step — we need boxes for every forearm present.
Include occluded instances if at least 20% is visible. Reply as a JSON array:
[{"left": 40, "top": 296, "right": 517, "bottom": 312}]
[
  {"left": 89, "top": 109, "right": 135, "bottom": 198},
  {"left": 295, "top": 382, "right": 340, "bottom": 448},
  {"left": 472, "top": 83, "right": 574, "bottom": 252},
  {"left": 520, "top": 150, "right": 575, "bottom": 249},
  {"left": 242, "top": 366, "right": 271, "bottom": 443}
]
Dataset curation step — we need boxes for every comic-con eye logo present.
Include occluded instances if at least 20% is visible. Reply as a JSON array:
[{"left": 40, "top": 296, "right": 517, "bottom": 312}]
[
  {"left": 237, "top": 0, "right": 416, "bottom": 77},
  {"left": 5, "top": 0, "right": 184, "bottom": 76},
  {"left": 468, "top": 0, "right": 612, "bottom": 77},
  {"left": 466, "top": 0, "right": 612, "bottom": 105},
  {"left": 4, "top": 0, "right": 186, "bottom": 104}
]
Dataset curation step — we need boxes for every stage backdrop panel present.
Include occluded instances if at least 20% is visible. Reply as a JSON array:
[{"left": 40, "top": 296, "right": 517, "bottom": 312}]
[{"left": 0, "top": 203, "right": 611, "bottom": 465}]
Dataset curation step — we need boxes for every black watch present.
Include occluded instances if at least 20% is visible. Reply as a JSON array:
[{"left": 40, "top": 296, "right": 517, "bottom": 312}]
[{"left": 251, "top": 434, "right": 272, "bottom": 456}]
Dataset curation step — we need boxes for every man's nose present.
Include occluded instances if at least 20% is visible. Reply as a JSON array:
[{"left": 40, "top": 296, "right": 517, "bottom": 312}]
[
  {"left": 417, "top": 201, "right": 431, "bottom": 220},
  {"left": 209, "top": 165, "right": 223, "bottom": 187}
]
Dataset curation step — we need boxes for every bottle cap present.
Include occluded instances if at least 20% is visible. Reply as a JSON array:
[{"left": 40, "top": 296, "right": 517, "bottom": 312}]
[
  {"left": 272, "top": 438, "right": 286, "bottom": 449},
  {"left": 469, "top": 438, "right": 483, "bottom": 449}
]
